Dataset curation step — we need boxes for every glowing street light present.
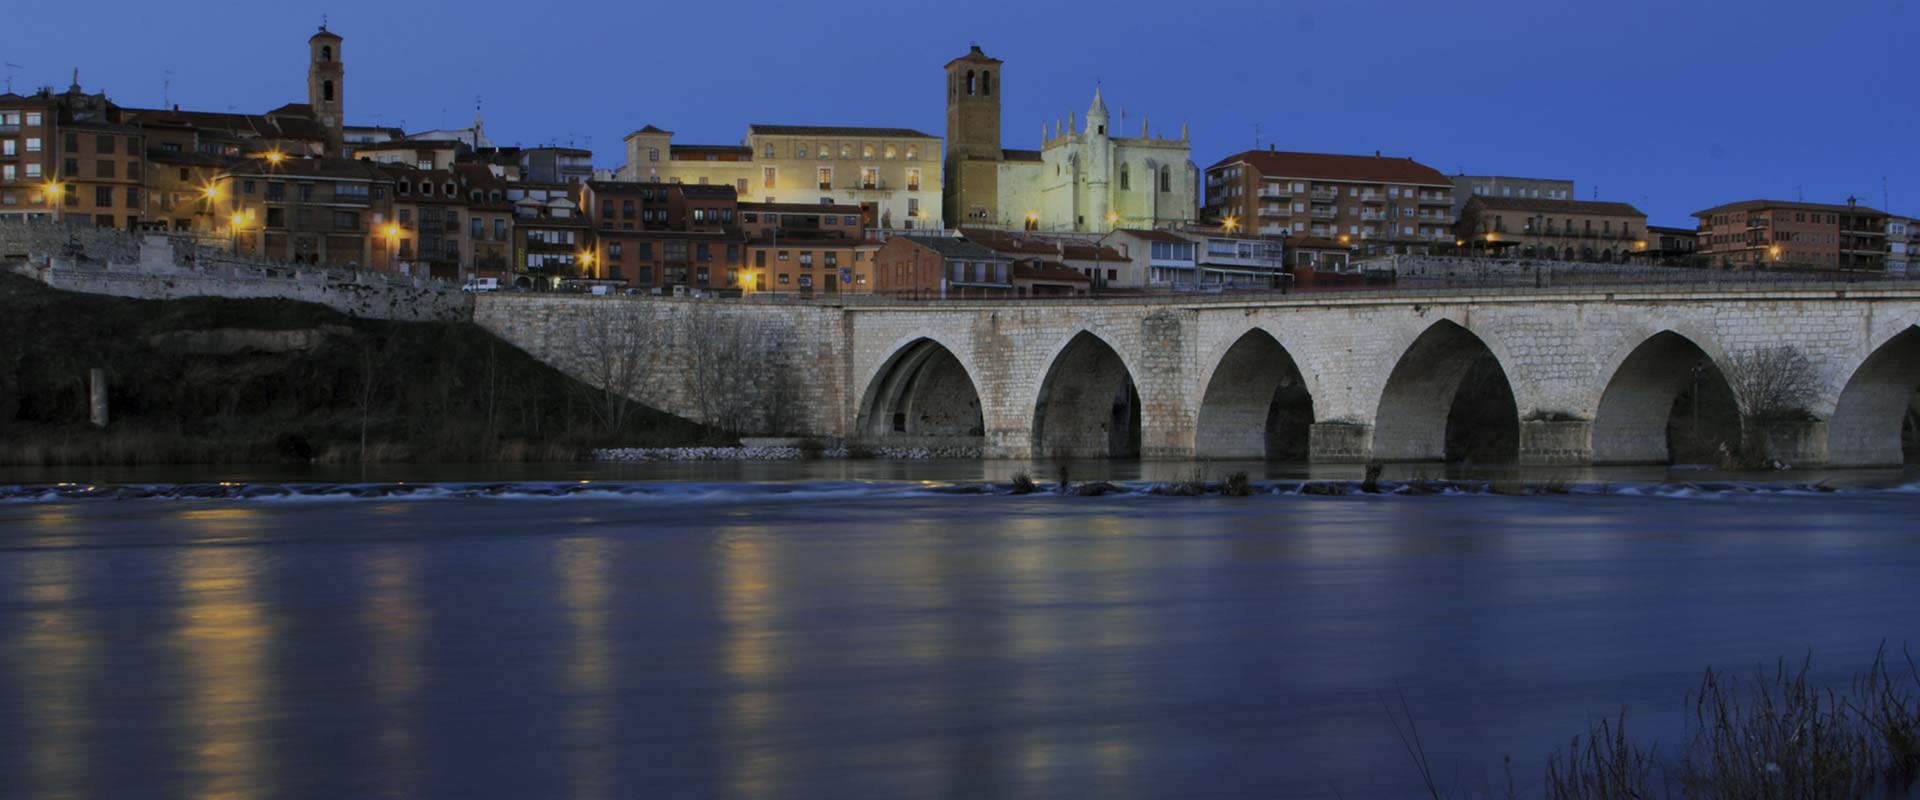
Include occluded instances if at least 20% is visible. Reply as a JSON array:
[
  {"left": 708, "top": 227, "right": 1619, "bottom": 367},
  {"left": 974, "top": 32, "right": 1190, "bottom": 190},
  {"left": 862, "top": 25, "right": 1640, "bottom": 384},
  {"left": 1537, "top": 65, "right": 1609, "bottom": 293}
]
[
  {"left": 1223, "top": 215, "right": 1239, "bottom": 233},
  {"left": 203, "top": 185, "right": 221, "bottom": 200},
  {"left": 265, "top": 151, "right": 285, "bottom": 165},
  {"left": 384, "top": 224, "right": 401, "bottom": 271},
  {"left": 229, "top": 212, "right": 248, "bottom": 256},
  {"left": 1025, "top": 210, "right": 1039, "bottom": 231},
  {"left": 42, "top": 181, "right": 63, "bottom": 221}
]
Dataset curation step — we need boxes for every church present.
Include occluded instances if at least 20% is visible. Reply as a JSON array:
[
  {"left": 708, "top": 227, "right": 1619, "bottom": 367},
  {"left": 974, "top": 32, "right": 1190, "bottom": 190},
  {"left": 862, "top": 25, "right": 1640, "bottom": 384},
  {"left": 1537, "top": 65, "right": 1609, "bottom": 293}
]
[{"left": 943, "top": 46, "right": 1198, "bottom": 233}]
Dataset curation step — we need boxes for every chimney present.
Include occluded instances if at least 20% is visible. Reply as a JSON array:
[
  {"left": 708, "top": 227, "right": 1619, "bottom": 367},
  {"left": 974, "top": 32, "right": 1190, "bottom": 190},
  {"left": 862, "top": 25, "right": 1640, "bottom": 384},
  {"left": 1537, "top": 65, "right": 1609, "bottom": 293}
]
[
  {"left": 1269, "top": 144, "right": 1275, "bottom": 152},
  {"left": 1374, "top": 150, "right": 1381, "bottom": 158}
]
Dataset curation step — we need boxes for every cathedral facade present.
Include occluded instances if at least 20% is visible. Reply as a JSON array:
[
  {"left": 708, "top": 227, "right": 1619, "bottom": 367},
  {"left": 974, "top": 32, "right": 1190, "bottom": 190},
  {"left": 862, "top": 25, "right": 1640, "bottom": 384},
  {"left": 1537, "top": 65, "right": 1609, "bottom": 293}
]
[{"left": 943, "top": 46, "right": 1197, "bottom": 233}]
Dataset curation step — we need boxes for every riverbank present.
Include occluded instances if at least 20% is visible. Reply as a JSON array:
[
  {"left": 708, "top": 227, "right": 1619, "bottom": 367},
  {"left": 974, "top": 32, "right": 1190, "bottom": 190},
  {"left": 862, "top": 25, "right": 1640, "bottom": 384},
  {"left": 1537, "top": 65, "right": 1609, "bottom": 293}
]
[{"left": 0, "top": 273, "right": 719, "bottom": 465}]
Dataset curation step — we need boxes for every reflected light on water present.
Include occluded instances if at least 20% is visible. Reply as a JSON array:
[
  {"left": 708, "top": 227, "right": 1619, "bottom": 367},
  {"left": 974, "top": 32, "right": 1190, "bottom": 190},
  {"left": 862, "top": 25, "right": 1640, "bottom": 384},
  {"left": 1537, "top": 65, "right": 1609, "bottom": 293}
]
[
  {"left": 717, "top": 526, "right": 785, "bottom": 800},
  {"left": 364, "top": 549, "right": 424, "bottom": 793},
  {"left": 557, "top": 537, "right": 615, "bottom": 800},
  {"left": 17, "top": 550, "right": 91, "bottom": 798},
  {"left": 173, "top": 538, "right": 272, "bottom": 800}
]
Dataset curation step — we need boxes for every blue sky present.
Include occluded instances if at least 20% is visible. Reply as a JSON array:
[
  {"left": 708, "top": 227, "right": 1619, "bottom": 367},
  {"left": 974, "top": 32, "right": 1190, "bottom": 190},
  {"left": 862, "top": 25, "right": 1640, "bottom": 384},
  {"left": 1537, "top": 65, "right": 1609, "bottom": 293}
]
[{"left": 6, "top": 0, "right": 1915, "bottom": 225}]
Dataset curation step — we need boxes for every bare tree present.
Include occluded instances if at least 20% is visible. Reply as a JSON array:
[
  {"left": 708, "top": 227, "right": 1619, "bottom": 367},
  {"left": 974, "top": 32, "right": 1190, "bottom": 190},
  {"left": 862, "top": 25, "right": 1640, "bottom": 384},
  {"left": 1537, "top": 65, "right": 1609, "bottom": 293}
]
[
  {"left": 580, "top": 302, "right": 662, "bottom": 435},
  {"left": 678, "top": 304, "right": 802, "bottom": 436},
  {"left": 1722, "top": 345, "right": 1821, "bottom": 421}
]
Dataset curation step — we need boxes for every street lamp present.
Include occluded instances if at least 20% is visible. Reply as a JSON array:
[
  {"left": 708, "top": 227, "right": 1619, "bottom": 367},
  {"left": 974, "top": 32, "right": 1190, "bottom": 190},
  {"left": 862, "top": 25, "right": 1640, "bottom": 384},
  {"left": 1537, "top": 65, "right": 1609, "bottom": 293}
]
[
  {"left": 265, "top": 151, "right": 285, "bottom": 166},
  {"left": 580, "top": 251, "right": 595, "bottom": 280},
  {"left": 42, "top": 181, "right": 62, "bottom": 222},
  {"left": 229, "top": 213, "right": 247, "bottom": 256},
  {"left": 1224, "top": 215, "right": 1239, "bottom": 234},
  {"left": 384, "top": 223, "right": 401, "bottom": 272},
  {"left": 1025, "top": 210, "right": 1039, "bottom": 231}
]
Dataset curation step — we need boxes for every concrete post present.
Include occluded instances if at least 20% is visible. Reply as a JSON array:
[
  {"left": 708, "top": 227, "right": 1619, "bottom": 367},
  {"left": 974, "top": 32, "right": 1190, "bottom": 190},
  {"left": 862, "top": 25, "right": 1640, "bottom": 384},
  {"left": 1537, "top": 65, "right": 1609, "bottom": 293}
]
[{"left": 88, "top": 368, "right": 108, "bottom": 428}]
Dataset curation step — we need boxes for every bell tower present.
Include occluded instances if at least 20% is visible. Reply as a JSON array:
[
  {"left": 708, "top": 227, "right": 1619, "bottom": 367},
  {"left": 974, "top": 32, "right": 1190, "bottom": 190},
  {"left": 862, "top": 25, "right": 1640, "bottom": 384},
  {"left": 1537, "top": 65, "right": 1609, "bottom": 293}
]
[
  {"left": 307, "top": 24, "right": 344, "bottom": 156},
  {"left": 944, "top": 45, "right": 1003, "bottom": 227}
]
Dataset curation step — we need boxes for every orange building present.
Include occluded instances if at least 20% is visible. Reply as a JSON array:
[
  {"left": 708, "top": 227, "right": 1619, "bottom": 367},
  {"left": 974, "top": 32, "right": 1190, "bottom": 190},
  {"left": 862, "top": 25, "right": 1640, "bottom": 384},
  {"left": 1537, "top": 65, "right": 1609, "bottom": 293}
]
[{"left": 1695, "top": 199, "right": 1886, "bottom": 271}]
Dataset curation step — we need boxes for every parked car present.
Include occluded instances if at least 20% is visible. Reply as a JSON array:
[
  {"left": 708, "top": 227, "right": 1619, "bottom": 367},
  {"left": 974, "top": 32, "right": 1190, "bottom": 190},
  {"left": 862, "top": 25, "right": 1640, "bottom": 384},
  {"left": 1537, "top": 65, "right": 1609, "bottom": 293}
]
[{"left": 461, "top": 278, "right": 500, "bottom": 292}]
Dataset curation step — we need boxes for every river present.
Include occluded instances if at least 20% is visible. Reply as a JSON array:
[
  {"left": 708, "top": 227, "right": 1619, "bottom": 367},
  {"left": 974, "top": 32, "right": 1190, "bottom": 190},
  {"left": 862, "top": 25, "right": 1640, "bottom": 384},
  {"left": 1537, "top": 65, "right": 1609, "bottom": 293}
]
[{"left": 2, "top": 461, "right": 1918, "bottom": 799}]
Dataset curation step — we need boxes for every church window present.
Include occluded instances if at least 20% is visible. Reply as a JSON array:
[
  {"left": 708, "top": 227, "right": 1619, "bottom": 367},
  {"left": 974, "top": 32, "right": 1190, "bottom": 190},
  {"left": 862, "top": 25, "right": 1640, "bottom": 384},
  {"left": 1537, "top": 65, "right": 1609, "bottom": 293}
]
[
  {"left": 966, "top": 70, "right": 976, "bottom": 95},
  {"left": 982, "top": 71, "right": 992, "bottom": 96},
  {"left": 321, "top": 46, "right": 332, "bottom": 62},
  {"left": 323, "top": 81, "right": 334, "bottom": 102},
  {"left": 1120, "top": 164, "right": 1130, "bottom": 191},
  {"left": 649, "top": 148, "right": 659, "bottom": 162},
  {"left": 1159, "top": 166, "right": 1171, "bottom": 192}
]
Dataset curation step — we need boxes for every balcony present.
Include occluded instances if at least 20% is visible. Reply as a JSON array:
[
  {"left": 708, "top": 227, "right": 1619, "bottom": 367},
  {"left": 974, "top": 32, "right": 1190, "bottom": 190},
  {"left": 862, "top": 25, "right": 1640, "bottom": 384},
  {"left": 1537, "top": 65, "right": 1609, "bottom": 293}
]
[
  {"left": 1359, "top": 194, "right": 1385, "bottom": 204},
  {"left": 1309, "top": 189, "right": 1338, "bottom": 202},
  {"left": 1258, "top": 205, "right": 1288, "bottom": 218},
  {"left": 1309, "top": 208, "right": 1336, "bottom": 220},
  {"left": 0, "top": 124, "right": 17, "bottom": 134},
  {"left": 1258, "top": 185, "right": 1292, "bottom": 200},
  {"left": 1416, "top": 194, "right": 1450, "bottom": 205}
]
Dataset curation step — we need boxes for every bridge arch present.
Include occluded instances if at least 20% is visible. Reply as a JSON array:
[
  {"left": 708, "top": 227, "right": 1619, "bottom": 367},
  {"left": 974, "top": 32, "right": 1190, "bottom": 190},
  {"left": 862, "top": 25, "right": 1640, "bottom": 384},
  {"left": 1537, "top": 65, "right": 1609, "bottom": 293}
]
[
  {"left": 1591, "top": 330, "right": 1743, "bottom": 464},
  {"left": 1372, "top": 319, "right": 1521, "bottom": 463},
  {"left": 1827, "top": 324, "right": 1920, "bottom": 466},
  {"left": 1031, "top": 329, "right": 1141, "bottom": 459},
  {"left": 1193, "top": 328, "right": 1316, "bottom": 460},
  {"left": 853, "top": 336, "right": 986, "bottom": 447}
]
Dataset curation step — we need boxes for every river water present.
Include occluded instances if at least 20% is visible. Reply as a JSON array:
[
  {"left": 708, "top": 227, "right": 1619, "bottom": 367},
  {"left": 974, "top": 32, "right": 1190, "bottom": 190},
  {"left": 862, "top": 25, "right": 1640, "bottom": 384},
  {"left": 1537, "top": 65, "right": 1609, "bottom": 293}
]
[{"left": 2, "top": 461, "right": 1918, "bottom": 799}]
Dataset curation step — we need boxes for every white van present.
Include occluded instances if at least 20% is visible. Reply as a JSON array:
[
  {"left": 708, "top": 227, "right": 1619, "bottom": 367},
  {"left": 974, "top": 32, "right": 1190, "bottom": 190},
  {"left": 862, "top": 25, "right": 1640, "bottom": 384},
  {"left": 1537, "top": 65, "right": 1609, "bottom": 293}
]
[{"left": 462, "top": 278, "right": 500, "bottom": 292}]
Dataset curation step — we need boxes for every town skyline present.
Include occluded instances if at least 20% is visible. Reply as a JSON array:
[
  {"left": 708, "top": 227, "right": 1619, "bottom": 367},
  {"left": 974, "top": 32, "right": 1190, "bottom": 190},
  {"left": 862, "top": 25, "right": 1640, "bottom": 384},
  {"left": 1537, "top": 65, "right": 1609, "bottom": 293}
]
[{"left": 5, "top": 0, "right": 1915, "bottom": 226}]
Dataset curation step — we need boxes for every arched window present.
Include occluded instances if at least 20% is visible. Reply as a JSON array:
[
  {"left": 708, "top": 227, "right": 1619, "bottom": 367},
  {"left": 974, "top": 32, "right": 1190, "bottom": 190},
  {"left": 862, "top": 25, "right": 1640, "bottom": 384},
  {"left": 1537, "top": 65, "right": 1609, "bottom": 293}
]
[
  {"left": 1159, "top": 166, "right": 1170, "bottom": 192},
  {"left": 797, "top": 145, "right": 807, "bottom": 158},
  {"left": 764, "top": 143, "right": 775, "bottom": 158},
  {"left": 1120, "top": 164, "right": 1130, "bottom": 191},
  {"left": 862, "top": 144, "right": 875, "bottom": 159},
  {"left": 906, "top": 145, "right": 918, "bottom": 160},
  {"left": 321, "top": 46, "right": 332, "bottom": 62},
  {"left": 966, "top": 70, "right": 975, "bottom": 96},
  {"left": 323, "top": 80, "right": 334, "bottom": 102},
  {"left": 982, "top": 71, "right": 992, "bottom": 96}
]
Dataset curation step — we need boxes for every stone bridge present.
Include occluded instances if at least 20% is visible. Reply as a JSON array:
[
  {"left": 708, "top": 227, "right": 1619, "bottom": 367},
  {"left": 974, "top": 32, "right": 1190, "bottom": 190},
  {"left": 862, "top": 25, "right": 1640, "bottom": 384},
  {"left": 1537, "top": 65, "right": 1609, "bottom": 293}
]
[{"left": 475, "top": 284, "right": 1920, "bottom": 467}]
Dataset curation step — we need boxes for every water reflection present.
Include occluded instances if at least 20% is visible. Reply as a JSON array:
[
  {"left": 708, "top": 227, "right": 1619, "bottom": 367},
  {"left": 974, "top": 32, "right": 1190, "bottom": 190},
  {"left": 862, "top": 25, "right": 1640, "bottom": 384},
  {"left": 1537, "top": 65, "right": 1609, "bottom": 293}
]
[
  {"left": 716, "top": 525, "right": 784, "bottom": 800},
  {"left": 363, "top": 548, "right": 424, "bottom": 795},
  {"left": 16, "top": 547, "right": 91, "bottom": 799},
  {"left": 556, "top": 537, "right": 615, "bottom": 800},
  {"left": 172, "top": 531, "right": 272, "bottom": 800}
]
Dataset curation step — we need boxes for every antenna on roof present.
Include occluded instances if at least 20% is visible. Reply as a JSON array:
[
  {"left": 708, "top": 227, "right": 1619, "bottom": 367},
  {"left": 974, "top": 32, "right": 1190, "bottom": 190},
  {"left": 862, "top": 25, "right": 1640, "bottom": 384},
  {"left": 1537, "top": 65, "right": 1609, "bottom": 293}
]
[
  {"left": 162, "top": 68, "right": 172, "bottom": 108},
  {"left": 1796, "top": 185, "right": 1803, "bottom": 202},
  {"left": 1252, "top": 122, "right": 1260, "bottom": 150},
  {"left": 2, "top": 62, "right": 19, "bottom": 94},
  {"left": 320, "top": 13, "right": 328, "bottom": 31}
]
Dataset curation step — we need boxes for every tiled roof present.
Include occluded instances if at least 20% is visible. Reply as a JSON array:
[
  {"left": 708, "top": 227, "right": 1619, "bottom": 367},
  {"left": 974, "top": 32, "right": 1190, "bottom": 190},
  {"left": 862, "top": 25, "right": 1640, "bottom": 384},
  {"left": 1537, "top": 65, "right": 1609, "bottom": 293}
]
[
  {"left": 680, "top": 184, "right": 738, "bottom": 199},
  {"left": 958, "top": 227, "right": 1057, "bottom": 255},
  {"left": 1060, "top": 243, "right": 1126, "bottom": 261},
  {"left": 624, "top": 125, "right": 672, "bottom": 139},
  {"left": 1013, "top": 260, "right": 1091, "bottom": 283},
  {"left": 749, "top": 124, "right": 938, "bottom": 139},
  {"left": 1467, "top": 196, "right": 1645, "bottom": 217},
  {"left": 1002, "top": 148, "right": 1044, "bottom": 162},
  {"left": 1115, "top": 228, "right": 1189, "bottom": 243},
  {"left": 226, "top": 156, "right": 389, "bottom": 180},
  {"left": 1212, "top": 149, "right": 1451, "bottom": 187},
  {"left": 124, "top": 106, "right": 327, "bottom": 142},
  {"left": 899, "top": 235, "right": 1007, "bottom": 261},
  {"left": 1693, "top": 199, "right": 1887, "bottom": 218}
]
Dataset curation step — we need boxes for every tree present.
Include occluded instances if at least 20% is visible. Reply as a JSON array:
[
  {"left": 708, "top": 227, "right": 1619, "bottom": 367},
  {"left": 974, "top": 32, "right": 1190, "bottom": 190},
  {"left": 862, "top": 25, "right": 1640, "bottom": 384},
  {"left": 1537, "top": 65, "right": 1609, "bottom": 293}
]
[
  {"left": 580, "top": 302, "right": 662, "bottom": 435},
  {"left": 678, "top": 304, "right": 803, "bottom": 436},
  {"left": 1722, "top": 345, "right": 1820, "bottom": 422}
]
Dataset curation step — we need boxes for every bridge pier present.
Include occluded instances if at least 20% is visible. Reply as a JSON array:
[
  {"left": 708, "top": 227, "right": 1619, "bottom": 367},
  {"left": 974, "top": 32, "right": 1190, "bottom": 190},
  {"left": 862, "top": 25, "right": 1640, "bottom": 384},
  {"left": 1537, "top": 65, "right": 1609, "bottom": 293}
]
[
  {"left": 1519, "top": 420, "right": 1593, "bottom": 465},
  {"left": 1309, "top": 422, "right": 1373, "bottom": 463},
  {"left": 1750, "top": 419, "right": 1828, "bottom": 468}
]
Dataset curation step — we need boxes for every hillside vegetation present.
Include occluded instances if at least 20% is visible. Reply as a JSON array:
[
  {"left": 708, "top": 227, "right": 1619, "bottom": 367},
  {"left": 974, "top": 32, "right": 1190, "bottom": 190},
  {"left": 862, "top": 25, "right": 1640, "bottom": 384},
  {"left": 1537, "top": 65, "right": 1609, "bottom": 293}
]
[{"left": 0, "top": 273, "right": 716, "bottom": 465}]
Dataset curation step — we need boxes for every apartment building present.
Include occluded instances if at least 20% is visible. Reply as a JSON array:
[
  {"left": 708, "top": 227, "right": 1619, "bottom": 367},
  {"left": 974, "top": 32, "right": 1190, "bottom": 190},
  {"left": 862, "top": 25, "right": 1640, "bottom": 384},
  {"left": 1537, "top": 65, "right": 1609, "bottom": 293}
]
[
  {"left": 1694, "top": 199, "right": 1887, "bottom": 270},
  {"left": 872, "top": 236, "right": 1013, "bottom": 298},
  {"left": 1204, "top": 147, "right": 1453, "bottom": 254},
  {"left": 1456, "top": 196, "right": 1648, "bottom": 262},
  {"left": 1450, "top": 174, "right": 1574, "bottom": 217}
]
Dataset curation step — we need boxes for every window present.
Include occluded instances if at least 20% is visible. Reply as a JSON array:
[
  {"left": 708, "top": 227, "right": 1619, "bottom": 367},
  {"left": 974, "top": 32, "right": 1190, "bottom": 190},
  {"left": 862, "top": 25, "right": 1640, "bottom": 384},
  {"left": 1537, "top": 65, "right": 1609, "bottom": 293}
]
[
  {"left": 862, "top": 144, "right": 875, "bottom": 159},
  {"left": 844, "top": 215, "right": 858, "bottom": 226},
  {"left": 0, "top": 140, "right": 11, "bottom": 156},
  {"left": 648, "top": 147, "right": 659, "bottom": 162},
  {"left": 334, "top": 211, "right": 358, "bottom": 229},
  {"left": 764, "top": 143, "right": 775, "bottom": 158},
  {"left": 797, "top": 145, "right": 807, "bottom": 158},
  {"left": 268, "top": 183, "right": 288, "bottom": 201},
  {"left": 0, "top": 165, "right": 12, "bottom": 182},
  {"left": 736, "top": 178, "right": 748, "bottom": 195},
  {"left": 95, "top": 186, "right": 113, "bottom": 207},
  {"left": 696, "top": 244, "right": 711, "bottom": 262},
  {"left": 884, "top": 144, "right": 897, "bottom": 160},
  {"left": 763, "top": 166, "right": 777, "bottom": 189},
  {"left": 23, "top": 163, "right": 39, "bottom": 179},
  {"left": 798, "top": 275, "right": 813, "bottom": 289},
  {"left": 96, "top": 160, "right": 114, "bottom": 178},
  {"left": 1160, "top": 167, "right": 1171, "bottom": 193},
  {"left": 637, "top": 243, "right": 653, "bottom": 260},
  {"left": 818, "top": 167, "right": 832, "bottom": 190},
  {"left": 323, "top": 81, "right": 335, "bottom": 102},
  {"left": 861, "top": 167, "right": 878, "bottom": 189},
  {"left": 609, "top": 243, "right": 623, "bottom": 258},
  {"left": 25, "top": 113, "right": 40, "bottom": 126},
  {"left": 755, "top": 250, "right": 766, "bottom": 267},
  {"left": 817, "top": 143, "right": 830, "bottom": 159},
  {"left": 472, "top": 217, "right": 483, "bottom": 239},
  {"left": 97, "top": 135, "right": 114, "bottom": 155},
  {"left": 299, "top": 184, "right": 315, "bottom": 201},
  {"left": 799, "top": 251, "right": 813, "bottom": 266},
  {"left": 1120, "top": 164, "right": 1130, "bottom": 191},
  {"left": 906, "top": 168, "right": 921, "bottom": 191},
  {"left": 840, "top": 144, "right": 851, "bottom": 159},
  {"left": 494, "top": 219, "right": 505, "bottom": 240},
  {"left": 778, "top": 250, "right": 790, "bottom": 261}
]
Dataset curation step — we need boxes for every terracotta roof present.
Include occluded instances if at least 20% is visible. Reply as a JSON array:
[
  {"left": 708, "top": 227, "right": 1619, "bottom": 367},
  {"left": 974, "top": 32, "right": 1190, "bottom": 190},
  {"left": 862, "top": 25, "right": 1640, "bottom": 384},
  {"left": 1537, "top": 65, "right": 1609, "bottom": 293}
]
[
  {"left": 749, "top": 124, "right": 938, "bottom": 139},
  {"left": 1001, "top": 148, "right": 1044, "bottom": 162},
  {"left": 1211, "top": 149, "right": 1451, "bottom": 187},
  {"left": 624, "top": 125, "right": 672, "bottom": 140},
  {"left": 1115, "top": 228, "right": 1190, "bottom": 243},
  {"left": 897, "top": 236, "right": 1008, "bottom": 261},
  {"left": 1466, "top": 196, "right": 1645, "bottom": 217},
  {"left": 1693, "top": 199, "right": 1887, "bottom": 218},
  {"left": 958, "top": 227, "right": 1057, "bottom": 255},
  {"left": 1013, "top": 260, "right": 1091, "bottom": 283},
  {"left": 124, "top": 106, "right": 326, "bottom": 142},
  {"left": 673, "top": 144, "right": 752, "bottom": 155}
]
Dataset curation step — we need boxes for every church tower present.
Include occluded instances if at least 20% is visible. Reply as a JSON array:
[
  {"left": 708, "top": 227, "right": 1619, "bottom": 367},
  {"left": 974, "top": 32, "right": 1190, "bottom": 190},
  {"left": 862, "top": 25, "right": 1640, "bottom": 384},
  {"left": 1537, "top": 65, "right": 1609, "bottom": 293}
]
[
  {"left": 944, "top": 45, "right": 1003, "bottom": 227},
  {"left": 1084, "top": 86, "right": 1112, "bottom": 231},
  {"left": 307, "top": 25, "right": 344, "bottom": 156}
]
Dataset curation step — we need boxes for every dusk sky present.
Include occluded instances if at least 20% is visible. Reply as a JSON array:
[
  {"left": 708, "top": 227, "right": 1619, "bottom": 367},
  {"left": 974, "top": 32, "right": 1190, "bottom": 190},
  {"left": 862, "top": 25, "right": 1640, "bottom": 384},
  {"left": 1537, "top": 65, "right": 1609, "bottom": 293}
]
[{"left": 6, "top": 0, "right": 1915, "bottom": 225}]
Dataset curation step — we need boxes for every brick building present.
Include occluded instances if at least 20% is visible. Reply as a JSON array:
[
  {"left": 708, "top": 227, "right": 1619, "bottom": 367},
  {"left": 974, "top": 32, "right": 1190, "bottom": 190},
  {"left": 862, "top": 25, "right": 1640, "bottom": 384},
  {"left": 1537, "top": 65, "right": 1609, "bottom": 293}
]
[
  {"left": 872, "top": 235, "right": 1013, "bottom": 298},
  {"left": 1694, "top": 199, "right": 1887, "bottom": 271},
  {"left": 1204, "top": 147, "right": 1453, "bottom": 253},
  {"left": 1456, "top": 196, "right": 1649, "bottom": 262}
]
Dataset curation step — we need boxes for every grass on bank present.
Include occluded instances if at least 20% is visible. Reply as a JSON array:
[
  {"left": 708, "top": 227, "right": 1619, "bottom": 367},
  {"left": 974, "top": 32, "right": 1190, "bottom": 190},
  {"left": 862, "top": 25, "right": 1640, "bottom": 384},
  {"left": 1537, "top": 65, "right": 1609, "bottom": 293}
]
[{"left": 0, "top": 272, "right": 720, "bottom": 465}]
